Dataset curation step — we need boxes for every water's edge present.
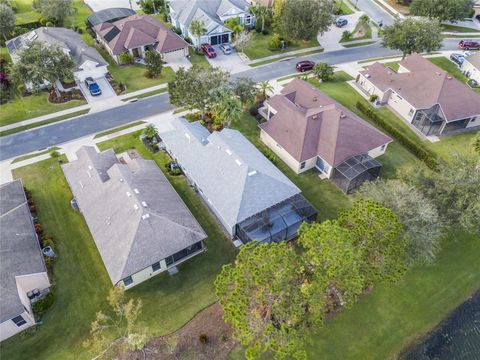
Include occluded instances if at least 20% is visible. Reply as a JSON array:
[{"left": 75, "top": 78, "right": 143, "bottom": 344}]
[{"left": 401, "top": 290, "right": 480, "bottom": 360}]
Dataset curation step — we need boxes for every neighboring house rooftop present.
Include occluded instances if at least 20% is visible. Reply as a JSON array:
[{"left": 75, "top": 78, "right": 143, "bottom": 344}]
[
  {"left": 261, "top": 79, "right": 392, "bottom": 166},
  {"left": 0, "top": 180, "right": 47, "bottom": 323},
  {"left": 465, "top": 52, "right": 480, "bottom": 69},
  {"left": 6, "top": 27, "right": 107, "bottom": 71},
  {"left": 160, "top": 118, "right": 301, "bottom": 229},
  {"left": 61, "top": 146, "right": 206, "bottom": 285},
  {"left": 87, "top": 7, "right": 136, "bottom": 27},
  {"left": 360, "top": 53, "right": 480, "bottom": 122},
  {"left": 93, "top": 14, "right": 188, "bottom": 55},
  {"left": 169, "top": 0, "right": 250, "bottom": 33}
]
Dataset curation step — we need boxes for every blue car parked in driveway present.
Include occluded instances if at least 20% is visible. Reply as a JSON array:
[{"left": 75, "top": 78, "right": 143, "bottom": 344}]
[{"left": 84, "top": 77, "right": 102, "bottom": 96}]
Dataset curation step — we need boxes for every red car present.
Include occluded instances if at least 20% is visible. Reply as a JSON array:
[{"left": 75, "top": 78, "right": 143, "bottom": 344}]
[
  {"left": 201, "top": 43, "right": 217, "bottom": 58},
  {"left": 296, "top": 60, "right": 315, "bottom": 72},
  {"left": 459, "top": 40, "right": 480, "bottom": 50}
]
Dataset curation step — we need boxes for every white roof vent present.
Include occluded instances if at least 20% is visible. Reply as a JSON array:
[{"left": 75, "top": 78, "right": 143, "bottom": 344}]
[
  {"left": 134, "top": 204, "right": 139, "bottom": 210},
  {"left": 87, "top": 170, "right": 92, "bottom": 178},
  {"left": 226, "top": 149, "right": 232, "bottom": 155},
  {"left": 126, "top": 191, "right": 131, "bottom": 197},
  {"left": 141, "top": 214, "right": 150, "bottom": 220},
  {"left": 141, "top": 201, "right": 148, "bottom": 207},
  {"left": 88, "top": 165, "right": 93, "bottom": 170},
  {"left": 365, "top": 74, "right": 371, "bottom": 78},
  {"left": 235, "top": 159, "right": 242, "bottom": 166},
  {"left": 119, "top": 178, "right": 124, "bottom": 182},
  {"left": 248, "top": 170, "right": 257, "bottom": 176},
  {"left": 134, "top": 188, "right": 139, "bottom": 194}
]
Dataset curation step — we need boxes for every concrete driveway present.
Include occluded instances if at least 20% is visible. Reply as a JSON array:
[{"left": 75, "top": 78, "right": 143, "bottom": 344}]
[
  {"left": 79, "top": 77, "right": 117, "bottom": 104},
  {"left": 318, "top": 12, "right": 364, "bottom": 52},
  {"left": 206, "top": 46, "right": 250, "bottom": 73},
  {"left": 84, "top": 0, "right": 140, "bottom": 12},
  {"left": 166, "top": 57, "right": 192, "bottom": 71}
]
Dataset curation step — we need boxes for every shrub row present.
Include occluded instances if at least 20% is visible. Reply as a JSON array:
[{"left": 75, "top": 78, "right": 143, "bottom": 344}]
[{"left": 355, "top": 101, "right": 438, "bottom": 170}]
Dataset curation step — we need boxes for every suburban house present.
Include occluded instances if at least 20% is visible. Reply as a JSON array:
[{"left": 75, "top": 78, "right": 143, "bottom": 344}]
[
  {"left": 87, "top": 7, "right": 136, "bottom": 28},
  {"left": 6, "top": 27, "right": 108, "bottom": 84},
  {"left": 159, "top": 118, "right": 318, "bottom": 244},
  {"left": 358, "top": 53, "right": 480, "bottom": 136},
  {"left": 61, "top": 146, "right": 207, "bottom": 289},
  {"left": 260, "top": 79, "right": 392, "bottom": 193},
  {"left": 168, "top": 0, "right": 255, "bottom": 46},
  {"left": 461, "top": 52, "right": 480, "bottom": 84},
  {"left": 0, "top": 180, "right": 50, "bottom": 342},
  {"left": 93, "top": 14, "right": 189, "bottom": 64}
]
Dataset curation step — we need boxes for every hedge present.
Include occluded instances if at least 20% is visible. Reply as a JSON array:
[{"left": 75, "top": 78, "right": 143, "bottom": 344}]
[{"left": 355, "top": 101, "right": 438, "bottom": 170}]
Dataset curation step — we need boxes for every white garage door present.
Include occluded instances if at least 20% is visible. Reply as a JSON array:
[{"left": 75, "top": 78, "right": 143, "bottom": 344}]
[{"left": 162, "top": 49, "right": 186, "bottom": 62}]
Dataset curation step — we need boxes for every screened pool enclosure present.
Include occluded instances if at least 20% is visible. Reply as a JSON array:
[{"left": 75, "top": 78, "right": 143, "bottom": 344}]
[
  {"left": 236, "top": 194, "right": 318, "bottom": 244},
  {"left": 331, "top": 154, "right": 382, "bottom": 193}
]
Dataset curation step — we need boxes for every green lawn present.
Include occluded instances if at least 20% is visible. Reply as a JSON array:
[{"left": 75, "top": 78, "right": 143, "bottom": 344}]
[
  {"left": 0, "top": 93, "right": 86, "bottom": 127},
  {"left": 14, "top": 0, "right": 41, "bottom": 24},
  {"left": 336, "top": 0, "right": 354, "bottom": 15},
  {"left": 340, "top": 22, "right": 372, "bottom": 43},
  {"left": 250, "top": 48, "right": 324, "bottom": 67},
  {"left": 243, "top": 30, "right": 319, "bottom": 60},
  {"left": 188, "top": 47, "right": 211, "bottom": 68},
  {"left": 12, "top": 147, "right": 60, "bottom": 163},
  {"left": 384, "top": 61, "right": 400, "bottom": 71},
  {"left": 428, "top": 57, "right": 471, "bottom": 83},
  {"left": 231, "top": 113, "right": 352, "bottom": 221},
  {"left": 441, "top": 24, "right": 480, "bottom": 33},
  {"left": 0, "top": 137, "right": 237, "bottom": 360}
]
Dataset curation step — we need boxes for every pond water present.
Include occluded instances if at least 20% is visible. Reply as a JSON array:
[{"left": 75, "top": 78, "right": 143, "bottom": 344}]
[{"left": 402, "top": 290, "right": 480, "bottom": 360}]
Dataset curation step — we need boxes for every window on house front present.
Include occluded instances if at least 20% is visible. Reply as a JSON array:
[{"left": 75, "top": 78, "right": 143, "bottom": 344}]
[
  {"left": 380, "top": 144, "right": 386, "bottom": 151},
  {"left": 300, "top": 162, "right": 306, "bottom": 169},
  {"left": 152, "top": 262, "right": 161, "bottom": 272},
  {"left": 12, "top": 315, "right": 27, "bottom": 327},
  {"left": 123, "top": 276, "right": 133, "bottom": 286},
  {"left": 408, "top": 108, "right": 414, "bottom": 116}
]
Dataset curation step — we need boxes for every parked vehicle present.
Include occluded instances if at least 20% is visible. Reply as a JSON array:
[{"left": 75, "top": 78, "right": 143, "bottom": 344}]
[
  {"left": 335, "top": 18, "right": 348, "bottom": 27},
  {"left": 84, "top": 77, "right": 102, "bottom": 96},
  {"left": 201, "top": 43, "right": 217, "bottom": 58},
  {"left": 459, "top": 40, "right": 480, "bottom": 50},
  {"left": 450, "top": 53, "right": 465, "bottom": 66},
  {"left": 219, "top": 44, "right": 233, "bottom": 55},
  {"left": 296, "top": 60, "right": 315, "bottom": 72}
]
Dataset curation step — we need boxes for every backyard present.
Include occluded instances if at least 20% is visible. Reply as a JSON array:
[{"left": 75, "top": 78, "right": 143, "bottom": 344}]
[{"left": 0, "top": 138, "right": 237, "bottom": 360}]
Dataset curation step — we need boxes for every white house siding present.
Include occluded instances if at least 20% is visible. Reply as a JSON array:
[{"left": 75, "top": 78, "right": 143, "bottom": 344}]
[
  {"left": 122, "top": 259, "right": 167, "bottom": 289},
  {"left": 367, "top": 142, "right": 389, "bottom": 158},
  {"left": 462, "top": 60, "right": 480, "bottom": 83},
  {"left": 260, "top": 130, "right": 303, "bottom": 173},
  {"left": 358, "top": 75, "right": 385, "bottom": 100},
  {"left": 466, "top": 116, "right": 480, "bottom": 128},
  {"left": 0, "top": 310, "right": 35, "bottom": 342},
  {"left": 387, "top": 91, "right": 416, "bottom": 123}
]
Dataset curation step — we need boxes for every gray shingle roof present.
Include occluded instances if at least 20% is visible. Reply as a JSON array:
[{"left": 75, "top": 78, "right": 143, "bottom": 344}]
[
  {"left": 61, "top": 147, "right": 206, "bottom": 285},
  {"left": 160, "top": 118, "right": 301, "bottom": 231},
  {"left": 6, "top": 27, "right": 107, "bottom": 71},
  {"left": 0, "top": 180, "right": 47, "bottom": 323},
  {"left": 169, "top": 0, "right": 250, "bottom": 31}
]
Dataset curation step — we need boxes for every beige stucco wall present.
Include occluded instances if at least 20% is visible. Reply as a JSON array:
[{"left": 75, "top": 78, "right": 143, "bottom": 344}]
[
  {"left": 461, "top": 59, "right": 480, "bottom": 83},
  {"left": 368, "top": 142, "right": 390, "bottom": 158},
  {"left": 260, "top": 129, "right": 302, "bottom": 173},
  {"left": 162, "top": 48, "right": 188, "bottom": 62},
  {"left": 387, "top": 91, "right": 416, "bottom": 123},
  {"left": 358, "top": 75, "right": 387, "bottom": 102},
  {"left": 466, "top": 116, "right": 480, "bottom": 128},
  {"left": 0, "top": 310, "right": 35, "bottom": 342}
]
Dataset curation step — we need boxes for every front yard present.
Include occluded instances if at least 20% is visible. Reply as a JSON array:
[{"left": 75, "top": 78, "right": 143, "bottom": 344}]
[{"left": 0, "top": 139, "right": 237, "bottom": 360}]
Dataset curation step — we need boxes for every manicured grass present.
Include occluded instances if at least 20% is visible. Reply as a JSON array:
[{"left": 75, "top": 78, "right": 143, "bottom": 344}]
[
  {"left": 70, "top": 0, "right": 92, "bottom": 30},
  {"left": 0, "top": 93, "right": 86, "bottom": 127},
  {"left": 14, "top": 0, "right": 41, "bottom": 24},
  {"left": 122, "top": 87, "right": 168, "bottom": 101},
  {"left": 93, "top": 121, "right": 145, "bottom": 138},
  {"left": 1, "top": 137, "right": 237, "bottom": 360},
  {"left": 428, "top": 57, "right": 480, "bottom": 94},
  {"left": 249, "top": 48, "right": 324, "bottom": 67},
  {"left": 230, "top": 113, "right": 352, "bottom": 221},
  {"left": 0, "top": 109, "right": 89, "bottom": 137},
  {"left": 441, "top": 24, "right": 480, "bottom": 33},
  {"left": 188, "top": 47, "right": 211, "bottom": 68},
  {"left": 335, "top": 0, "right": 354, "bottom": 15},
  {"left": 427, "top": 131, "right": 480, "bottom": 161},
  {"left": 340, "top": 22, "right": 372, "bottom": 43},
  {"left": 11, "top": 147, "right": 60, "bottom": 163},
  {"left": 0, "top": 46, "right": 11, "bottom": 61},
  {"left": 243, "top": 29, "right": 319, "bottom": 60},
  {"left": 342, "top": 41, "right": 377, "bottom": 48},
  {"left": 384, "top": 61, "right": 400, "bottom": 71}
]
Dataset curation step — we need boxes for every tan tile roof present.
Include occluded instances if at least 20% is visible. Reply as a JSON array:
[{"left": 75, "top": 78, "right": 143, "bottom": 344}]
[
  {"left": 94, "top": 14, "right": 188, "bottom": 55},
  {"left": 360, "top": 53, "right": 480, "bottom": 122},
  {"left": 260, "top": 79, "right": 391, "bottom": 166}
]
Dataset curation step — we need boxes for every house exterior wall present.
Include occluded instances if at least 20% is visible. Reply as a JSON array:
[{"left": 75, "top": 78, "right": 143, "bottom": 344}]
[
  {"left": 260, "top": 129, "right": 303, "bottom": 173},
  {"left": 367, "top": 142, "right": 389, "bottom": 158},
  {"left": 161, "top": 47, "right": 188, "bottom": 62},
  {"left": 0, "top": 310, "right": 35, "bottom": 342},
  {"left": 387, "top": 91, "right": 416, "bottom": 123},
  {"left": 357, "top": 75, "right": 387, "bottom": 102},
  {"left": 466, "top": 116, "right": 480, "bottom": 128},
  {"left": 461, "top": 59, "right": 480, "bottom": 83},
  {"left": 74, "top": 65, "right": 108, "bottom": 82}
]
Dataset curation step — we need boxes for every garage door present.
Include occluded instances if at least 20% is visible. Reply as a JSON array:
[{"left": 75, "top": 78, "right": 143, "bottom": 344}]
[
  {"left": 162, "top": 49, "right": 185, "bottom": 62},
  {"left": 210, "top": 34, "right": 229, "bottom": 45}
]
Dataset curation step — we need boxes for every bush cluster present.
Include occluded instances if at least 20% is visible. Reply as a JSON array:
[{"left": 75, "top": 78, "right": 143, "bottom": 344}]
[
  {"left": 32, "top": 291, "right": 55, "bottom": 320},
  {"left": 355, "top": 101, "right": 438, "bottom": 170}
]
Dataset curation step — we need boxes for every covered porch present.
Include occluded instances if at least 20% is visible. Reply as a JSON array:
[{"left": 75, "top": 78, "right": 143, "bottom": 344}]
[{"left": 331, "top": 154, "right": 382, "bottom": 194}]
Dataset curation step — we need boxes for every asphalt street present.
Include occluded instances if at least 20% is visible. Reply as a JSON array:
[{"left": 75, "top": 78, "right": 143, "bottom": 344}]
[
  {"left": 0, "top": 39, "right": 460, "bottom": 161},
  {"left": 354, "top": 0, "right": 396, "bottom": 26}
]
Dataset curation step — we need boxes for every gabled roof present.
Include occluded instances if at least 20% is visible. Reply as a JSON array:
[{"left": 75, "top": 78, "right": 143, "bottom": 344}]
[
  {"left": 160, "top": 118, "right": 301, "bottom": 229},
  {"left": 0, "top": 180, "right": 47, "bottom": 323},
  {"left": 61, "top": 147, "right": 206, "bottom": 285},
  {"left": 5, "top": 27, "right": 107, "bottom": 71},
  {"left": 93, "top": 14, "right": 188, "bottom": 55},
  {"left": 360, "top": 53, "right": 480, "bottom": 122},
  {"left": 261, "top": 79, "right": 392, "bottom": 166},
  {"left": 169, "top": 0, "right": 249, "bottom": 30}
]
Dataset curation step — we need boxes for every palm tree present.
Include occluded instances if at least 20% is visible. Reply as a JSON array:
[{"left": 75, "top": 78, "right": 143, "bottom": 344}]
[
  {"left": 250, "top": 5, "right": 269, "bottom": 32},
  {"left": 214, "top": 96, "right": 242, "bottom": 126},
  {"left": 189, "top": 19, "right": 207, "bottom": 49},
  {"left": 258, "top": 80, "right": 274, "bottom": 99},
  {"left": 143, "top": 124, "right": 158, "bottom": 139}
]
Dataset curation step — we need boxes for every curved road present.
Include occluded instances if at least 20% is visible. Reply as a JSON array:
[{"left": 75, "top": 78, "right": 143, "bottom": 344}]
[{"left": 0, "top": 39, "right": 460, "bottom": 161}]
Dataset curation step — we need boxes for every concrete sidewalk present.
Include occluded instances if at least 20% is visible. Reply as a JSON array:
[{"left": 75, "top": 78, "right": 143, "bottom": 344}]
[{"left": 247, "top": 45, "right": 324, "bottom": 65}]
